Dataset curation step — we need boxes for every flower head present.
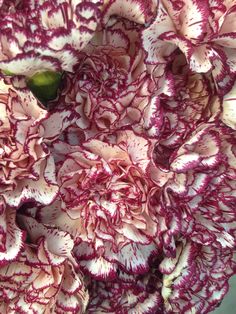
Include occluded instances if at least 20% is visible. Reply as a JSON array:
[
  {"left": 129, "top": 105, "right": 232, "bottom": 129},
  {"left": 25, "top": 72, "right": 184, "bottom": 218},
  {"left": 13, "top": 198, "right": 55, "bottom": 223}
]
[
  {"left": 0, "top": 0, "right": 103, "bottom": 76},
  {"left": 0, "top": 215, "right": 89, "bottom": 313},
  {"left": 142, "top": 0, "right": 236, "bottom": 94},
  {"left": 0, "top": 78, "right": 60, "bottom": 206},
  {"left": 38, "top": 130, "right": 159, "bottom": 279},
  {"left": 160, "top": 240, "right": 236, "bottom": 314}
]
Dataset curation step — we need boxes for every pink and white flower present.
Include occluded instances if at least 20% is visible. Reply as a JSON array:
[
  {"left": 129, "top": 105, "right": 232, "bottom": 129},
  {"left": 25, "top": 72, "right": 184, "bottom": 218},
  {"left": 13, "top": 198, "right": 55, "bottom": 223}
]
[
  {"left": 38, "top": 130, "right": 159, "bottom": 279},
  {"left": 0, "top": 78, "right": 60, "bottom": 206},
  {"left": 101, "top": 0, "right": 157, "bottom": 25},
  {"left": 155, "top": 53, "right": 217, "bottom": 170},
  {"left": 0, "top": 215, "right": 89, "bottom": 314},
  {"left": 87, "top": 272, "right": 162, "bottom": 313},
  {"left": 160, "top": 240, "right": 236, "bottom": 314},
  {"left": 142, "top": 0, "right": 236, "bottom": 94},
  {"left": 0, "top": 0, "right": 103, "bottom": 76},
  {"left": 155, "top": 123, "right": 236, "bottom": 256},
  {"left": 54, "top": 19, "right": 164, "bottom": 139},
  {"left": 0, "top": 1, "right": 235, "bottom": 312}
]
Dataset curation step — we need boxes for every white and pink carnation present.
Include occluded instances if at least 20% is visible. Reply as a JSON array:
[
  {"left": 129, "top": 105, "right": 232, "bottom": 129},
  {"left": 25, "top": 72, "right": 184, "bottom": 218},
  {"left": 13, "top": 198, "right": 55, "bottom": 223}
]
[
  {"left": 160, "top": 240, "right": 236, "bottom": 314},
  {"left": 0, "top": 78, "right": 61, "bottom": 206},
  {"left": 155, "top": 123, "right": 236, "bottom": 256},
  {"left": 37, "top": 130, "right": 159, "bottom": 279},
  {"left": 142, "top": 0, "right": 236, "bottom": 94},
  {"left": 0, "top": 215, "right": 89, "bottom": 314},
  {"left": 0, "top": 0, "right": 235, "bottom": 313},
  {"left": 0, "top": 0, "right": 103, "bottom": 76},
  {"left": 54, "top": 19, "right": 164, "bottom": 139},
  {"left": 155, "top": 53, "right": 218, "bottom": 169}
]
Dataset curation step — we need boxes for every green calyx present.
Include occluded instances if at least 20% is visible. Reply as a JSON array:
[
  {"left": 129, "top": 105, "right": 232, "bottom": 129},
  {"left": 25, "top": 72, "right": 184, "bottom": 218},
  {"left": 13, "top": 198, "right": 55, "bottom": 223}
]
[{"left": 27, "top": 71, "right": 63, "bottom": 104}]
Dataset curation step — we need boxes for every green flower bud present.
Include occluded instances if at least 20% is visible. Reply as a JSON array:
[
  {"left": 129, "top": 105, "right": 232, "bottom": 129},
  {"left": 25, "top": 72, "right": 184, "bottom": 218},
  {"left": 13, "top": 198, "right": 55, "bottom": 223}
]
[{"left": 27, "top": 71, "right": 62, "bottom": 104}]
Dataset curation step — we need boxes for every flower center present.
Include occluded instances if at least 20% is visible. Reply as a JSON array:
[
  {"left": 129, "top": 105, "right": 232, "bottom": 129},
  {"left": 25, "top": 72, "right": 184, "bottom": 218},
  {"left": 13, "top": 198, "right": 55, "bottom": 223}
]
[{"left": 77, "top": 53, "right": 127, "bottom": 99}]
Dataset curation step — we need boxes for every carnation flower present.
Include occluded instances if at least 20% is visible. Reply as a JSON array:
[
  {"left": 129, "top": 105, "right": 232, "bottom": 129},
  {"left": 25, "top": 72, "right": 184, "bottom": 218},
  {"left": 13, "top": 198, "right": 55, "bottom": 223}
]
[
  {"left": 0, "top": 0, "right": 103, "bottom": 76},
  {"left": 160, "top": 240, "right": 236, "bottom": 314},
  {"left": 53, "top": 19, "right": 165, "bottom": 139},
  {"left": 36, "top": 130, "right": 159, "bottom": 279},
  {"left": 0, "top": 78, "right": 61, "bottom": 206},
  {"left": 0, "top": 215, "right": 89, "bottom": 314},
  {"left": 101, "top": 0, "right": 157, "bottom": 25},
  {"left": 155, "top": 53, "right": 218, "bottom": 168},
  {"left": 142, "top": 0, "right": 236, "bottom": 94},
  {"left": 154, "top": 123, "right": 236, "bottom": 256}
]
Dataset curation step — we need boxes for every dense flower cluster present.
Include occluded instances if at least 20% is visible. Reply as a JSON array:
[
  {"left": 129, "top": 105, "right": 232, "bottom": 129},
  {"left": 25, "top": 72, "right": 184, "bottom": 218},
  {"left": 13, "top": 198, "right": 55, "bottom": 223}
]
[{"left": 0, "top": 0, "right": 236, "bottom": 313}]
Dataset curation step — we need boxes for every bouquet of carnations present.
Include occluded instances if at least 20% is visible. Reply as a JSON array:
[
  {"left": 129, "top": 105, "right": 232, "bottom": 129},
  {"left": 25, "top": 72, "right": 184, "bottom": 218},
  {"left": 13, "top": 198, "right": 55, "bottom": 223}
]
[{"left": 0, "top": 0, "right": 236, "bottom": 313}]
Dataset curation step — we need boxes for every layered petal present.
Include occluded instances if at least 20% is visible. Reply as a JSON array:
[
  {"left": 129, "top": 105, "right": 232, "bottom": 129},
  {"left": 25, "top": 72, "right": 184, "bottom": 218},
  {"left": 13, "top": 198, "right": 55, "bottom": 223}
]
[
  {"left": 51, "top": 19, "right": 164, "bottom": 139},
  {"left": 37, "top": 130, "right": 159, "bottom": 279},
  {"left": 0, "top": 216, "right": 88, "bottom": 313},
  {"left": 0, "top": 78, "right": 59, "bottom": 206},
  {"left": 0, "top": 201, "right": 24, "bottom": 265},
  {"left": 160, "top": 240, "right": 236, "bottom": 314},
  {"left": 102, "top": 0, "right": 157, "bottom": 25},
  {"left": 156, "top": 124, "right": 236, "bottom": 254},
  {"left": 87, "top": 272, "right": 162, "bottom": 313},
  {"left": 142, "top": 0, "right": 236, "bottom": 95},
  {"left": 222, "top": 79, "right": 236, "bottom": 129},
  {"left": 0, "top": 0, "right": 103, "bottom": 75}
]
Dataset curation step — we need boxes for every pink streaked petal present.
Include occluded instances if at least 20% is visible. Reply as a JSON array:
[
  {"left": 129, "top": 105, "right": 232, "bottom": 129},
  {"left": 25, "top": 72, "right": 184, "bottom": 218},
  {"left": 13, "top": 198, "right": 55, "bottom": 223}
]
[
  {"left": 0, "top": 207, "right": 24, "bottom": 264},
  {"left": 56, "top": 291, "right": 88, "bottom": 314},
  {"left": 3, "top": 157, "right": 58, "bottom": 207},
  {"left": 57, "top": 262, "right": 89, "bottom": 313},
  {"left": 83, "top": 139, "right": 130, "bottom": 164},
  {"left": 141, "top": 96, "right": 163, "bottom": 138},
  {"left": 187, "top": 173, "right": 209, "bottom": 196},
  {"left": 120, "top": 224, "right": 150, "bottom": 244},
  {"left": 189, "top": 45, "right": 213, "bottom": 73},
  {"left": 31, "top": 270, "right": 55, "bottom": 289},
  {"left": 117, "top": 130, "right": 152, "bottom": 172},
  {"left": 80, "top": 257, "right": 117, "bottom": 280},
  {"left": 0, "top": 53, "right": 61, "bottom": 77},
  {"left": 100, "top": 29, "right": 130, "bottom": 51},
  {"left": 171, "top": 153, "right": 200, "bottom": 172},
  {"left": 166, "top": 173, "right": 188, "bottom": 196},
  {"left": 42, "top": 109, "right": 78, "bottom": 141},
  {"left": 218, "top": 4, "right": 236, "bottom": 35},
  {"left": 25, "top": 43, "right": 79, "bottom": 73},
  {"left": 222, "top": 81, "right": 236, "bottom": 129},
  {"left": 159, "top": 32, "right": 193, "bottom": 61},
  {"left": 47, "top": 28, "right": 93, "bottom": 51},
  {"left": 161, "top": 241, "right": 193, "bottom": 297},
  {"left": 211, "top": 49, "right": 231, "bottom": 90},
  {"left": 18, "top": 215, "right": 74, "bottom": 261},
  {"left": 215, "top": 33, "right": 236, "bottom": 49},
  {"left": 141, "top": 1, "right": 176, "bottom": 64},
  {"left": 102, "top": 0, "right": 157, "bottom": 25},
  {"left": 118, "top": 243, "right": 157, "bottom": 274},
  {"left": 60, "top": 263, "right": 83, "bottom": 294},
  {"left": 178, "top": 0, "right": 209, "bottom": 42}
]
